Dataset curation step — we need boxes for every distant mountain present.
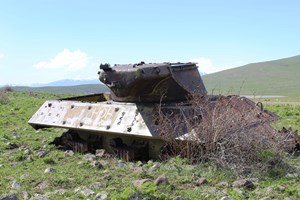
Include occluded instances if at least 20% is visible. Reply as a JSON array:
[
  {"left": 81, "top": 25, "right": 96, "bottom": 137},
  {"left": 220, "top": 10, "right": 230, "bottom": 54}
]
[
  {"left": 31, "top": 79, "right": 100, "bottom": 87},
  {"left": 13, "top": 84, "right": 109, "bottom": 95},
  {"left": 202, "top": 55, "right": 300, "bottom": 101}
]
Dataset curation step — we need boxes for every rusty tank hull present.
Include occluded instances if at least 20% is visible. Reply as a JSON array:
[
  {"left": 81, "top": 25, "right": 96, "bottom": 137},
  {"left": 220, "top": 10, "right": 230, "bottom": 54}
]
[{"left": 28, "top": 62, "right": 280, "bottom": 160}]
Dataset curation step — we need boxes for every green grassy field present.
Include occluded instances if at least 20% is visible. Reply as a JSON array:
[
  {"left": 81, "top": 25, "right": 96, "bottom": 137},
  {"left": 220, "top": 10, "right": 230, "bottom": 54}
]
[
  {"left": 0, "top": 91, "right": 300, "bottom": 199},
  {"left": 203, "top": 55, "right": 300, "bottom": 102}
]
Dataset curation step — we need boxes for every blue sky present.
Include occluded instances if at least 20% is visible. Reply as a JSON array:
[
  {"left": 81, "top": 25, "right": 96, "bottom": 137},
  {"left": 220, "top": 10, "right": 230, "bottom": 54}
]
[{"left": 1, "top": 0, "right": 300, "bottom": 85}]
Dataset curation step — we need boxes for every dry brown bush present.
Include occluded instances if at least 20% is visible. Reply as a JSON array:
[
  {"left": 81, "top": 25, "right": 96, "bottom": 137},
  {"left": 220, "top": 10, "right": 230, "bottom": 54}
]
[
  {"left": 0, "top": 90, "right": 9, "bottom": 104},
  {"left": 3, "top": 85, "right": 13, "bottom": 92},
  {"left": 157, "top": 94, "right": 290, "bottom": 172}
]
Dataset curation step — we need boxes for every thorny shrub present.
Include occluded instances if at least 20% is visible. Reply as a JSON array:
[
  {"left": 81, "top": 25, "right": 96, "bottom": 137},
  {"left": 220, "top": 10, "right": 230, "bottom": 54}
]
[
  {"left": 157, "top": 94, "right": 293, "bottom": 173},
  {"left": 0, "top": 90, "right": 9, "bottom": 105},
  {"left": 3, "top": 85, "right": 13, "bottom": 92}
]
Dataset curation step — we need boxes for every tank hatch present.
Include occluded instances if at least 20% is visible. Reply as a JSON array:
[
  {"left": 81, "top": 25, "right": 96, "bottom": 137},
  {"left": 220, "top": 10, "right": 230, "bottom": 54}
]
[{"left": 99, "top": 62, "right": 207, "bottom": 102}]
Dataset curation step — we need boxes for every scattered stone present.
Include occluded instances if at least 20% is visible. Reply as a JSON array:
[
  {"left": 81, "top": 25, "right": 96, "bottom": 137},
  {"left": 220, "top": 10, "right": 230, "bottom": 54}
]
[
  {"left": 83, "top": 153, "right": 96, "bottom": 161},
  {"left": 23, "top": 191, "right": 30, "bottom": 200},
  {"left": 283, "top": 198, "right": 293, "bottom": 200},
  {"left": 42, "top": 139, "right": 47, "bottom": 144},
  {"left": 232, "top": 179, "right": 255, "bottom": 189},
  {"left": 0, "top": 193, "right": 19, "bottom": 200},
  {"left": 95, "top": 191, "right": 108, "bottom": 200},
  {"left": 216, "top": 181, "right": 229, "bottom": 188},
  {"left": 23, "top": 149, "right": 33, "bottom": 155},
  {"left": 205, "top": 186, "right": 218, "bottom": 194},
  {"left": 95, "top": 149, "right": 106, "bottom": 157},
  {"left": 44, "top": 168, "right": 56, "bottom": 173},
  {"left": 154, "top": 175, "right": 169, "bottom": 186},
  {"left": 265, "top": 186, "right": 273, "bottom": 195},
  {"left": 37, "top": 151, "right": 48, "bottom": 158},
  {"left": 129, "top": 192, "right": 149, "bottom": 200},
  {"left": 195, "top": 177, "right": 208, "bottom": 186},
  {"left": 77, "top": 161, "right": 84, "bottom": 165},
  {"left": 117, "top": 161, "right": 126, "bottom": 168},
  {"left": 30, "top": 193, "right": 48, "bottom": 200},
  {"left": 53, "top": 189, "right": 67, "bottom": 195},
  {"left": 80, "top": 188, "right": 95, "bottom": 197},
  {"left": 0, "top": 164, "right": 3, "bottom": 168},
  {"left": 26, "top": 156, "right": 33, "bottom": 161},
  {"left": 18, "top": 145, "right": 27, "bottom": 151},
  {"left": 9, "top": 162, "right": 22, "bottom": 166},
  {"left": 92, "top": 161, "right": 104, "bottom": 169},
  {"left": 133, "top": 166, "right": 144, "bottom": 174},
  {"left": 278, "top": 185, "right": 285, "bottom": 191},
  {"left": 285, "top": 173, "right": 300, "bottom": 178},
  {"left": 259, "top": 197, "right": 271, "bottom": 200},
  {"left": 5, "top": 176, "right": 15, "bottom": 181},
  {"left": 74, "top": 187, "right": 82, "bottom": 193},
  {"left": 255, "top": 190, "right": 263, "bottom": 196},
  {"left": 133, "top": 179, "right": 152, "bottom": 188},
  {"left": 173, "top": 196, "right": 184, "bottom": 200},
  {"left": 11, "top": 181, "right": 21, "bottom": 190},
  {"left": 35, "top": 181, "right": 49, "bottom": 190},
  {"left": 91, "top": 182, "right": 103, "bottom": 189},
  {"left": 220, "top": 197, "right": 232, "bottom": 200},
  {"left": 12, "top": 135, "right": 20, "bottom": 139},
  {"left": 149, "top": 163, "right": 160, "bottom": 173},
  {"left": 64, "top": 150, "right": 74, "bottom": 157},
  {"left": 7, "top": 142, "right": 18, "bottom": 149}
]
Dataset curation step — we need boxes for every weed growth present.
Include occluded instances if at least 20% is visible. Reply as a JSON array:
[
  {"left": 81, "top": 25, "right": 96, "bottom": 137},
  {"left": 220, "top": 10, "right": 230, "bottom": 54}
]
[{"left": 157, "top": 94, "right": 290, "bottom": 174}]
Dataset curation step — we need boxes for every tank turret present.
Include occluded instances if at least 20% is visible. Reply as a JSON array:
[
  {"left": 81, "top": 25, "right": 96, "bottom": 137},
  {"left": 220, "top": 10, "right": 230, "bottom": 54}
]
[{"left": 99, "top": 62, "right": 207, "bottom": 102}]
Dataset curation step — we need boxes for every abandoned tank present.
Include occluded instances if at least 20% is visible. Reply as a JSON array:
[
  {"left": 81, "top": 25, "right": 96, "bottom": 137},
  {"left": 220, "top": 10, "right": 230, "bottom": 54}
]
[{"left": 28, "top": 62, "right": 282, "bottom": 160}]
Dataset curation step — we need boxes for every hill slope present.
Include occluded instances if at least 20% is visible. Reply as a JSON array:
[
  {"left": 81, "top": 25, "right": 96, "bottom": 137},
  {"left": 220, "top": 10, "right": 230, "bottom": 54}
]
[
  {"left": 202, "top": 55, "right": 300, "bottom": 101},
  {"left": 13, "top": 84, "right": 109, "bottom": 95},
  {"left": 30, "top": 79, "right": 100, "bottom": 87}
]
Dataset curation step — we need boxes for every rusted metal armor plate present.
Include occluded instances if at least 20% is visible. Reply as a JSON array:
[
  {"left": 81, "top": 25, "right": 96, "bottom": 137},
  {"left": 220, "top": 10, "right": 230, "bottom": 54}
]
[
  {"left": 99, "top": 62, "right": 207, "bottom": 102},
  {"left": 28, "top": 100, "right": 159, "bottom": 138}
]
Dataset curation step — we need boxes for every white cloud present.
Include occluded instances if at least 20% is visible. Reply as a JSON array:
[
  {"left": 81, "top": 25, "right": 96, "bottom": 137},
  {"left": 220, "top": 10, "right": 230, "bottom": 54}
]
[
  {"left": 0, "top": 53, "right": 4, "bottom": 59},
  {"left": 189, "top": 57, "right": 217, "bottom": 74},
  {"left": 33, "top": 49, "right": 89, "bottom": 70},
  {"left": 189, "top": 57, "right": 236, "bottom": 74}
]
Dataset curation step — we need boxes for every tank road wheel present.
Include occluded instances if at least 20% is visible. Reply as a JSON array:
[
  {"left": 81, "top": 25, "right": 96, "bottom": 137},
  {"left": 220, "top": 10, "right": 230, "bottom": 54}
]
[{"left": 50, "top": 130, "right": 102, "bottom": 153}]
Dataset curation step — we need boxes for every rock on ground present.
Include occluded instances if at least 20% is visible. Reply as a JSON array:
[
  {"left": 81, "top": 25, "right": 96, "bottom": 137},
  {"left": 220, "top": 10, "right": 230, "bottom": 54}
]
[
  {"left": 83, "top": 153, "right": 96, "bottom": 161},
  {"left": 0, "top": 193, "right": 19, "bottom": 200},
  {"left": 95, "top": 191, "right": 108, "bottom": 200},
  {"left": 64, "top": 150, "right": 74, "bottom": 157},
  {"left": 80, "top": 188, "right": 95, "bottom": 197},
  {"left": 195, "top": 178, "right": 207, "bottom": 186},
  {"left": 220, "top": 197, "right": 232, "bottom": 200},
  {"left": 232, "top": 179, "right": 255, "bottom": 189},
  {"left": 44, "top": 168, "right": 56, "bottom": 173},
  {"left": 154, "top": 175, "right": 169, "bottom": 186},
  {"left": 133, "top": 179, "right": 152, "bottom": 188},
  {"left": 11, "top": 181, "right": 21, "bottom": 190},
  {"left": 95, "top": 149, "right": 106, "bottom": 157}
]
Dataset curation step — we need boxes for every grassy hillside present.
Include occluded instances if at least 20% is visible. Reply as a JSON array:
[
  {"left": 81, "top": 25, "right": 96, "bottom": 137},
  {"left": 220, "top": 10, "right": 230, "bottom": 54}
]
[
  {"left": 203, "top": 55, "right": 300, "bottom": 102},
  {"left": 12, "top": 84, "right": 109, "bottom": 95}
]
